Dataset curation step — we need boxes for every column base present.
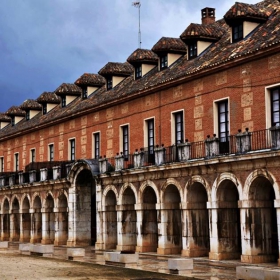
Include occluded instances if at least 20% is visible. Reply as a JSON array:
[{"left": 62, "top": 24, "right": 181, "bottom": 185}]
[
  {"left": 19, "top": 237, "right": 30, "bottom": 243},
  {"left": 54, "top": 240, "right": 67, "bottom": 246},
  {"left": 209, "top": 251, "right": 241, "bottom": 260},
  {"left": 30, "top": 238, "right": 42, "bottom": 244},
  {"left": 116, "top": 245, "right": 136, "bottom": 252},
  {"left": 41, "top": 239, "right": 54, "bottom": 245},
  {"left": 157, "top": 247, "right": 181, "bottom": 255},
  {"left": 9, "top": 237, "right": 20, "bottom": 242},
  {"left": 136, "top": 245, "right": 157, "bottom": 253},
  {"left": 181, "top": 248, "right": 209, "bottom": 257},
  {"left": 241, "top": 254, "right": 276, "bottom": 264}
]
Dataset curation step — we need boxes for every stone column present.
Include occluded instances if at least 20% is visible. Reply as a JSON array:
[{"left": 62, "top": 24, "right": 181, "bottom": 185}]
[
  {"left": 9, "top": 209, "right": 20, "bottom": 241},
  {"left": 19, "top": 209, "right": 31, "bottom": 242},
  {"left": 30, "top": 209, "right": 42, "bottom": 243},
  {"left": 41, "top": 208, "right": 55, "bottom": 244},
  {"left": 207, "top": 201, "right": 219, "bottom": 260},
  {"left": 275, "top": 199, "right": 280, "bottom": 266},
  {"left": 54, "top": 207, "right": 68, "bottom": 246}
]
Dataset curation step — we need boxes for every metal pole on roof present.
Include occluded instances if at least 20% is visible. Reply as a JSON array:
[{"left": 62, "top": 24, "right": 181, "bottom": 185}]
[{"left": 132, "top": 2, "right": 141, "bottom": 49}]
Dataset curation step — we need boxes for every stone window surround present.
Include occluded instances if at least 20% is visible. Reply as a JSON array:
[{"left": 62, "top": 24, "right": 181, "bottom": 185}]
[
  {"left": 0, "top": 156, "right": 4, "bottom": 172},
  {"left": 171, "top": 109, "right": 185, "bottom": 145},
  {"left": 265, "top": 83, "right": 280, "bottom": 129},
  {"left": 119, "top": 124, "right": 130, "bottom": 158},
  {"left": 144, "top": 117, "right": 155, "bottom": 153},
  {"left": 14, "top": 152, "right": 19, "bottom": 172},
  {"left": 92, "top": 131, "right": 101, "bottom": 159},
  {"left": 30, "top": 148, "right": 36, "bottom": 163},
  {"left": 68, "top": 138, "right": 76, "bottom": 161},
  {"left": 48, "top": 143, "right": 54, "bottom": 162}
]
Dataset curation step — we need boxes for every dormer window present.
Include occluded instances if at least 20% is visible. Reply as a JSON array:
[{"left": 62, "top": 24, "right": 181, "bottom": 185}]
[
  {"left": 82, "top": 88, "right": 87, "bottom": 99},
  {"left": 232, "top": 23, "right": 243, "bottom": 42},
  {"left": 135, "top": 65, "right": 142, "bottom": 79},
  {"left": 61, "top": 95, "right": 66, "bottom": 107},
  {"left": 107, "top": 77, "right": 112, "bottom": 90},
  {"left": 26, "top": 111, "right": 30, "bottom": 121},
  {"left": 42, "top": 104, "right": 47, "bottom": 115},
  {"left": 11, "top": 117, "right": 15, "bottom": 126},
  {"left": 160, "top": 54, "right": 168, "bottom": 70},
  {"left": 188, "top": 42, "right": 197, "bottom": 59}
]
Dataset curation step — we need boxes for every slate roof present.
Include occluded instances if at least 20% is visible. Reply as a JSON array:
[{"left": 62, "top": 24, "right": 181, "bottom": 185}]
[
  {"left": 127, "top": 49, "right": 159, "bottom": 65},
  {"left": 6, "top": 106, "right": 25, "bottom": 116},
  {"left": 20, "top": 99, "right": 42, "bottom": 111},
  {"left": 98, "top": 62, "right": 133, "bottom": 77},
  {"left": 152, "top": 37, "right": 187, "bottom": 54},
  {"left": 54, "top": 83, "right": 82, "bottom": 96},
  {"left": 180, "top": 22, "right": 226, "bottom": 41},
  {"left": 37, "top": 92, "right": 61, "bottom": 104},
  {"left": 0, "top": 0, "right": 280, "bottom": 139},
  {"left": 0, "top": 113, "right": 11, "bottom": 122},
  {"left": 74, "top": 73, "right": 105, "bottom": 87}
]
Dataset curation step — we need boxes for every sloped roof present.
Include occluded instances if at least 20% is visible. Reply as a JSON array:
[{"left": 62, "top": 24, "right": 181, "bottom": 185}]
[
  {"left": 224, "top": 1, "right": 274, "bottom": 24},
  {"left": 54, "top": 83, "right": 82, "bottom": 96},
  {"left": 98, "top": 62, "right": 133, "bottom": 77},
  {"left": 20, "top": 99, "right": 42, "bottom": 111},
  {"left": 127, "top": 49, "right": 158, "bottom": 64},
  {"left": 180, "top": 22, "right": 226, "bottom": 41},
  {"left": 152, "top": 37, "right": 187, "bottom": 54},
  {"left": 74, "top": 73, "right": 105, "bottom": 87},
  {"left": 37, "top": 92, "right": 61, "bottom": 104},
  {"left": 6, "top": 106, "right": 25, "bottom": 116},
  {"left": 0, "top": 113, "right": 11, "bottom": 122}
]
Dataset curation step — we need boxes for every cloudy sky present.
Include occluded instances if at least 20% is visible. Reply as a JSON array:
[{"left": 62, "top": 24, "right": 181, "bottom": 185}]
[{"left": 0, "top": 0, "right": 257, "bottom": 112}]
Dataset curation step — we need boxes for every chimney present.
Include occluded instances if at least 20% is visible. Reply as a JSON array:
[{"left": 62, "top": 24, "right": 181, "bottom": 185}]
[{"left": 201, "top": 7, "right": 215, "bottom": 25}]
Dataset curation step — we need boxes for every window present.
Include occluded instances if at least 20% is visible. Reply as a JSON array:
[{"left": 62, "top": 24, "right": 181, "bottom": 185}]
[
  {"left": 93, "top": 132, "right": 100, "bottom": 159},
  {"left": 26, "top": 111, "right": 30, "bottom": 121},
  {"left": 107, "top": 77, "right": 113, "bottom": 90},
  {"left": 49, "top": 144, "right": 54, "bottom": 162},
  {"left": 42, "top": 104, "right": 47, "bottom": 115},
  {"left": 146, "top": 119, "right": 155, "bottom": 163},
  {"left": 217, "top": 100, "right": 229, "bottom": 153},
  {"left": 30, "top": 149, "right": 35, "bottom": 163},
  {"left": 232, "top": 23, "right": 243, "bottom": 42},
  {"left": 160, "top": 54, "right": 168, "bottom": 70},
  {"left": 188, "top": 42, "right": 197, "bottom": 59},
  {"left": 122, "top": 125, "right": 129, "bottom": 159},
  {"left": 271, "top": 87, "right": 280, "bottom": 126},
  {"left": 61, "top": 95, "right": 66, "bottom": 107},
  {"left": 174, "top": 111, "right": 184, "bottom": 144},
  {"left": 14, "top": 153, "right": 19, "bottom": 172},
  {"left": 82, "top": 88, "right": 87, "bottom": 99},
  {"left": 135, "top": 65, "right": 142, "bottom": 79},
  {"left": 11, "top": 117, "right": 15, "bottom": 126},
  {"left": 0, "top": 157, "right": 4, "bottom": 172},
  {"left": 69, "top": 139, "right": 75, "bottom": 161}
]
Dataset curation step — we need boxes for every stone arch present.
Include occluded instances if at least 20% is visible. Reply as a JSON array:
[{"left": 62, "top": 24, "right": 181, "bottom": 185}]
[
  {"left": 214, "top": 176, "right": 241, "bottom": 260},
  {"left": 118, "top": 183, "right": 137, "bottom": 206},
  {"left": 139, "top": 181, "right": 159, "bottom": 252},
  {"left": 161, "top": 178, "right": 183, "bottom": 203},
  {"left": 68, "top": 159, "right": 97, "bottom": 246},
  {"left": 139, "top": 180, "right": 159, "bottom": 204},
  {"left": 21, "top": 194, "right": 31, "bottom": 210},
  {"left": 183, "top": 175, "right": 209, "bottom": 257},
  {"left": 102, "top": 185, "right": 118, "bottom": 207},
  {"left": 212, "top": 172, "right": 243, "bottom": 202}
]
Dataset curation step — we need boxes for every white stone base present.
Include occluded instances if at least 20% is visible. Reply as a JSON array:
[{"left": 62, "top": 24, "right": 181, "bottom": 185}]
[
  {"left": 168, "top": 258, "right": 193, "bottom": 275},
  {"left": 104, "top": 252, "right": 139, "bottom": 267},
  {"left": 67, "top": 248, "right": 85, "bottom": 261},
  {"left": 30, "top": 244, "right": 54, "bottom": 257},
  {"left": 237, "top": 266, "right": 280, "bottom": 280},
  {"left": 19, "top": 243, "right": 31, "bottom": 255},
  {"left": 0, "top": 241, "right": 9, "bottom": 249}
]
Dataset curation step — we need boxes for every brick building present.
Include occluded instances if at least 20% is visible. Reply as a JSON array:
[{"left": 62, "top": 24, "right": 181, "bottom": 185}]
[{"left": 0, "top": 0, "right": 280, "bottom": 264}]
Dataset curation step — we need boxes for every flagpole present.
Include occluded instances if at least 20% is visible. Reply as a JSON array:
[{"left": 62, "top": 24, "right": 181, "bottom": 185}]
[{"left": 132, "top": 2, "right": 141, "bottom": 49}]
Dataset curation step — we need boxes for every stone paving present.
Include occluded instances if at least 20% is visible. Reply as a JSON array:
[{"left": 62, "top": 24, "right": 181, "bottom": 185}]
[{"left": 4, "top": 243, "right": 280, "bottom": 280}]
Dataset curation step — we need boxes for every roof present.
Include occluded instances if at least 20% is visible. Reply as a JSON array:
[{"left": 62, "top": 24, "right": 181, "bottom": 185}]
[
  {"left": 224, "top": 1, "right": 274, "bottom": 24},
  {"left": 127, "top": 49, "right": 158, "bottom": 65},
  {"left": 37, "top": 92, "right": 61, "bottom": 104},
  {"left": 152, "top": 37, "right": 187, "bottom": 54},
  {"left": 54, "top": 83, "right": 82, "bottom": 96},
  {"left": 20, "top": 99, "right": 42, "bottom": 111},
  {"left": 98, "top": 62, "right": 133, "bottom": 77},
  {"left": 180, "top": 22, "right": 226, "bottom": 41},
  {"left": 74, "top": 73, "right": 105, "bottom": 87},
  {"left": 6, "top": 106, "right": 25, "bottom": 116},
  {"left": 0, "top": 113, "right": 11, "bottom": 122},
  {"left": 0, "top": 0, "right": 280, "bottom": 138}
]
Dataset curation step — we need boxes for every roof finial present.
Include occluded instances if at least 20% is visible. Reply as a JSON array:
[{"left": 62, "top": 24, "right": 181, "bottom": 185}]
[{"left": 132, "top": 2, "right": 142, "bottom": 49}]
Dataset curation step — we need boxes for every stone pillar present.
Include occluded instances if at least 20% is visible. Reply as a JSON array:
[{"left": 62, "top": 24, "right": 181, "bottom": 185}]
[
  {"left": 155, "top": 146, "right": 166, "bottom": 166},
  {"left": 1, "top": 212, "right": 9, "bottom": 241},
  {"left": 235, "top": 128, "right": 251, "bottom": 153},
  {"left": 54, "top": 207, "right": 68, "bottom": 246},
  {"left": 0, "top": 176, "right": 5, "bottom": 187},
  {"left": 29, "top": 170, "right": 37, "bottom": 183},
  {"left": 115, "top": 153, "right": 124, "bottom": 171},
  {"left": 270, "top": 125, "right": 280, "bottom": 149},
  {"left": 19, "top": 210, "right": 31, "bottom": 242},
  {"left": 205, "top": 135, "right": 219, "bottom": 157},
  {"left": 9, "top": 209, "right": 20, "bottom": 241},
  {"left": 18, "top": 172, "right": 24, "bottom": 184},
  {"left": 157, "top": 203, "right": 182, "bottom": 255},
  {"left": 30, "top": 209, "right": 42, "bottom": 244},
  {"left": 9, "top": 174, "right": 15, "bottom": 186},
  {"left": 276, "top": 200, "right": 280, "bottom": 266},
  {"left": 41, "top": 208, "right": 55, "bottom": 244},
  {"left": 99, "top": 158, "right": 108, "bottom": 174},
  {"left": 240, "top": 200, "right": 276, "bottom": 263},
  {"left": 207, "top": 202, "right": 219, "bottom": 260},
  {"left": 133, "top": 149, "right": 145, "bottom": 168},
  {"left": 53, "top": 166, "right": 61, "bottom": 180},
  {"left": 177, "top": 141, "right": 191, "bottom": 161},
  {"left": 40, "top": 168, "right": 48, "bottom": 181}
]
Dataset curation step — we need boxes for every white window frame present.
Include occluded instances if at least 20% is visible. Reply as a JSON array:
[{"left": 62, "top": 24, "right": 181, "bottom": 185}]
[
  {"left": 68, "top": 138, "right": 76, "bottom": 161},
  {"left": 14, "top": 153, "right": 19, "bottom": 172},
  {"left": 144, "top": 117, "right": 155, "bottom": 149},
  {"left": 119, "top": 124, "right": 130, "bottom": 157},
  {"left": 48, "top": 143, "right": 54, "bottom": 162},
  {"left": 171, "top": 110, "right": 185, "bottom": 145},
  {"left": 265, "top": 83, "right": 280, "bottom": 129},
  {"left": 0, "top": 157, "right": 4, "bottom": 172},
  {"left": 213, "top": 97, "right": 230, "bottom": 137},
  {"left": 30, "top": 148, "right": 36, "bottom": 163},
  {"left": 92, "top": 131, "right": 101, "bottom": 159}
]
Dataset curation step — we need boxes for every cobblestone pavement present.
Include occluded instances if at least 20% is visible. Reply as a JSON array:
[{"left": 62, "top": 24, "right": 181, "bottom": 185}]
[{"left": 1, "top": 245, "right": 280, "bottom": 280}]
